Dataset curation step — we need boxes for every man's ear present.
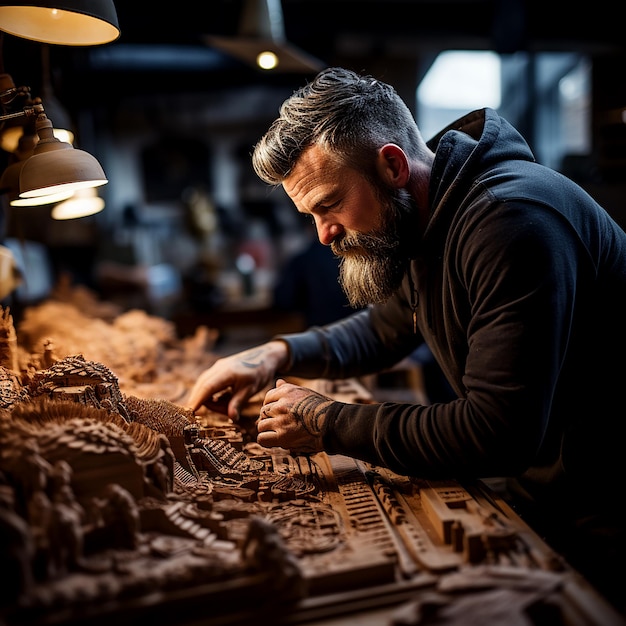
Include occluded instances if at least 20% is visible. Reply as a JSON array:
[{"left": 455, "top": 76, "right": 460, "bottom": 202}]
[{"left": 375, "top": 144, "right": 410, "bottom": 188}]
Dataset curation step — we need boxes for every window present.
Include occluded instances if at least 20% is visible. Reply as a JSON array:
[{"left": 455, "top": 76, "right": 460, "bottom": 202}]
[{"left": 417, "top": 50, "right": 591, "bottom": 173}]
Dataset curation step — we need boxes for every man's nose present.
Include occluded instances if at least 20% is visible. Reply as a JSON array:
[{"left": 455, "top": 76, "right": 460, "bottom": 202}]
[{"left": 317, "top": 221, "right": 343, "bottom": 246}]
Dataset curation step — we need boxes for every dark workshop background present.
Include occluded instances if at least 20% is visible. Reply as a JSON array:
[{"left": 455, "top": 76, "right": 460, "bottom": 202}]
[{"left": 1, "top": 0, "right": 624, "bottom": 348}]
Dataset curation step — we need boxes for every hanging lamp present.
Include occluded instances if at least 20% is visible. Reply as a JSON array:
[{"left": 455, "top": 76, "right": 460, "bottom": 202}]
[
  {"left": 17, "top": 110, "right": 107, "bottom": 198},
  {"left": 0, "top": 0, "right": 120, "bottom": 46},
  {"left": 205, "top": 0, "right": 324, "bottom": 73}
]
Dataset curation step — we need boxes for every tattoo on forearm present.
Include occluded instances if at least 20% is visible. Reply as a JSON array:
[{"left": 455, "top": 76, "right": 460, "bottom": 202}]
[
  {"left": 238, "top": 348, "right": 267, "bottom": 369},
  {"left": 292, "top": 396, "right": 333, "bottom": 436}
]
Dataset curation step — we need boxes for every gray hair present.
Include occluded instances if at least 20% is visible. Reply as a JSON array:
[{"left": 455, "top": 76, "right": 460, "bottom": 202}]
[{"left": 252, "top": 67, "right": 426, "bottom": 186}]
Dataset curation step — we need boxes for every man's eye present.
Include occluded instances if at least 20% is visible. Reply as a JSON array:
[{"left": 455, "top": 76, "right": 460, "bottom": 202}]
[{"left": 319, "top": 201, "right": 339, "bottom": 212}]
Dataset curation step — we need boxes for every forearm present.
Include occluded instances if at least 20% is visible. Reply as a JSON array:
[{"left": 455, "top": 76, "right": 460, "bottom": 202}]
[{"left": 276, "top": 309, "right": 405, "bottom": 380}]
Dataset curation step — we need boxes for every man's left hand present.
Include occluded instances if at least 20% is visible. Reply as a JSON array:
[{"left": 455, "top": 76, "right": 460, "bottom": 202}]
[{"left": 257, "top": 379, "right": 335, "bottom": 454}]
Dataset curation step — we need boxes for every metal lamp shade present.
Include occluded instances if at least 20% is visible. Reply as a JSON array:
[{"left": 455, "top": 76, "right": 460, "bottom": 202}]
[
  {"left": 17, "top": 114, "right": 107, "bottom": 198},
  {"left": 19, "top": 147, "right": 107, "bottom": 197},
  {"left": 0, "top": 0, "right": 120, "bottom": 45}
]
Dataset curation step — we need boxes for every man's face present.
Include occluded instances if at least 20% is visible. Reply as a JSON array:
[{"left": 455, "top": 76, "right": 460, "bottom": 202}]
[
  {"left": 283, "top": 144, "right": 414, "bottom": 308},
  {"left": 332, "top": 186, "right": 414, "bottom": 307}
]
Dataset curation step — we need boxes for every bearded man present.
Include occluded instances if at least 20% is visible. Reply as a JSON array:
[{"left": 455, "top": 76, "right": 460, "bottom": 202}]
[{"left": 187, "top": 67, "right": 626, "bottom": 612}]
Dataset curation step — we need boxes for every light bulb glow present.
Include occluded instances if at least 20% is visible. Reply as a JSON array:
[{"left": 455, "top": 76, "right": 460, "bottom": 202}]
[
  {"left": 19, "top": 178, "right": 107, "bottom": 198},
  {"left": 257, "top": 51, "right": 278, "bottom": 70},
  {"left": 11, "top": 189, "right": 74, "bottom": 206}
]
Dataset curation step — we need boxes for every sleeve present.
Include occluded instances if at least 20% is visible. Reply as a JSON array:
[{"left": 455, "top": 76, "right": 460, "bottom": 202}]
[{"left": 276, "top": 306, "right": 420, "bottom": 380}]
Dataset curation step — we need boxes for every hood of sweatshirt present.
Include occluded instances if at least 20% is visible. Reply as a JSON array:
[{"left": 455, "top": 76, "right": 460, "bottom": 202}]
[{"left": 423, "top": 108, "right": 536, "bottom": 247}]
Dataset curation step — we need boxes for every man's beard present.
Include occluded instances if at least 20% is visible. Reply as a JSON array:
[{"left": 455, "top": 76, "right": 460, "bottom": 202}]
[{"left": 331, "top": 188, "right": 415, "bottom": 308}]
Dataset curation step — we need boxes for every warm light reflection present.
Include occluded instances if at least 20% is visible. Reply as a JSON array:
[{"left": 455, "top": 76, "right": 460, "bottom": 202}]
[{"left": 51, "top": 127, "right": 74, "bottom": 145}]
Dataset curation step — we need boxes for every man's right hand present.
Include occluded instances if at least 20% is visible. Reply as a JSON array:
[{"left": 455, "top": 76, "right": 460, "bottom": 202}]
[{"left": 185, "top": 340, "right": 290, "bottom": 422}]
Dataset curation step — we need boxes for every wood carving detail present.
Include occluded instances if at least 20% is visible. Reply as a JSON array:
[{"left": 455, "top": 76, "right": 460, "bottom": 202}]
[{"left": 0, "top": 294, "right": 617, "bottom": 626}]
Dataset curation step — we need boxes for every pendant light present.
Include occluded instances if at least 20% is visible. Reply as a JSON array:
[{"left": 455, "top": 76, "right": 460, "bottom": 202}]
[
  {"left": 0, "top": 0, "right": 120, "bottom": 46},
  {"left": 17, "top": 110, "right": 107, "bottom": 198},
  {"left": 205, "top": 0, "right": 324, "bottom": 73}
]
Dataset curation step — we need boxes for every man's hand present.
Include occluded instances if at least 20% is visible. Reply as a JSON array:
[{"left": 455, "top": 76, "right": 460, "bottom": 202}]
[
  {"left": 256, "top": 379, "right": 335, "bottom": 454},
  {"left": 186, "top": 340, "right": 290, "bottom": 422}
]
